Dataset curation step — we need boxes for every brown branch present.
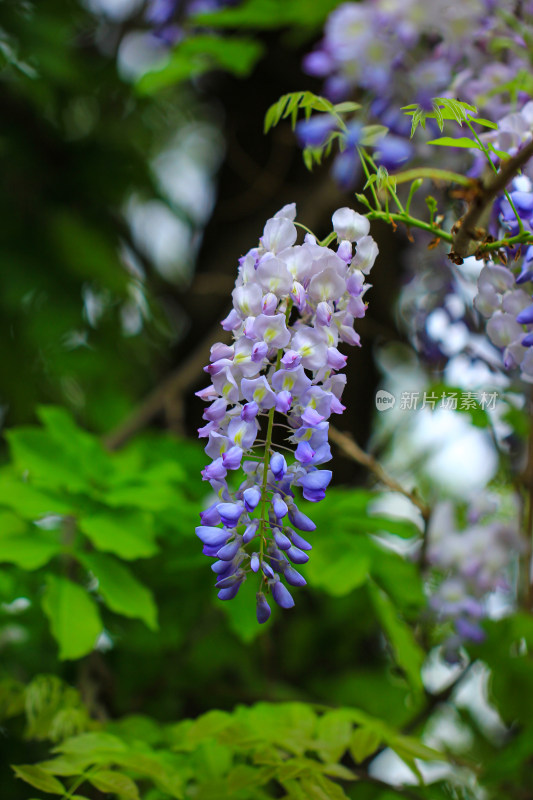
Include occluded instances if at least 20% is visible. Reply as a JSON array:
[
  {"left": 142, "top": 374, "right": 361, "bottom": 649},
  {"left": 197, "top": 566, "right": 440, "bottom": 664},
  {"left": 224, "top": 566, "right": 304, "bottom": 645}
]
[
  {"left": 328, "top": 426, "right": 430, "bottom": 519},
  {"left": 452, "top": 137, "right": 533, "bottom": 257},
  {"left": 103, "top": 319, "right": 231, "bottom": 451}
]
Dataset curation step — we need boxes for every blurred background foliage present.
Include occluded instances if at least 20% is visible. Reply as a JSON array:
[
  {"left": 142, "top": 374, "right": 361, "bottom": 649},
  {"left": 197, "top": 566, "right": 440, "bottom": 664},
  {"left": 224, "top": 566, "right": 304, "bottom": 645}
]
[{"left": 1, "top": 1, "right": 527, "bottom": 799}]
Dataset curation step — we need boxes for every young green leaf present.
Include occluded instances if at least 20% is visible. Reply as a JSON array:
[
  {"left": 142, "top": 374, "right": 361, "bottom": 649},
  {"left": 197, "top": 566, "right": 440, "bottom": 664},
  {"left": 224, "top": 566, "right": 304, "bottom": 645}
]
[
  {"left": 89, "top": 770, "right": 140, "bottom": 800},
  {"left": 427, "top": 136, "right": 482, "bottom": 149},
  {"left": 12, "top": 764, "right": 65, "bottom": 794},
  {"left": 79, "top": 510, "right": 158, "bottom": 560},
  {"left": 367, "top": 580, "right": 424, "bottom": 694},
  {"left": 80, "top": 552, "right": 158, "bottom": 630},
  {"left": 41, "top": 576, "right": 103, "bottom": 660}
]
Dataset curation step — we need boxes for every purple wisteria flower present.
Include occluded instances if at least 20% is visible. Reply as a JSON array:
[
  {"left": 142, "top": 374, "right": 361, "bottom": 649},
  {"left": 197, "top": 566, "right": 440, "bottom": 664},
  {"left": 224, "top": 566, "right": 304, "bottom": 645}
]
[
  {"left": 196, "top": 204, "right": 377, "bottom": 622},
  {"left": 426, "top": 497, "right": 520, "bottom": 657},
  {"left": 299, "top": 0, "right": 533, "bottom": 186}
]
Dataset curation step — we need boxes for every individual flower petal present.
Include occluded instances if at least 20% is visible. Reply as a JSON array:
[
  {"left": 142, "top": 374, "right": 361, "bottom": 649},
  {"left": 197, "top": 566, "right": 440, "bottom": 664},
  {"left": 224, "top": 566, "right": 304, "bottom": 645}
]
[
  {"left": 274, "top": 529, "right": 292, "bottom": 550},
  {"left": 291, "top": 328, "right": 329, "bottom": 370},
  {"left": 271, "top": 452, "right": 287, "bottom": 480},
  {"left": 275, "top": 390, "right": 292, "bottom": 413},
  {"left": 243, "top": 487, "right": 261, "bottom": 512},
  {"left": 195, "top": 526, "right": 229, "bottom": 547},
  {"left": 217, "top": 538, "right": 242, "bottom": 561},
  {"left": 308, "top": 267, "right": 347, "bottom": 303},
  {"left": 332, "top": 207, "right": 370, "bottom": 242},
  {"left": 241, "top": 401, "right": 259, "bottom": 421},
  {"left": 243, "top": 521, "right": 259, "bottom": 543},
  {"left": 216, "top": 502, "right": 244, "bottom": 527},
  {"left": 241, "top": 376, "right": 277, "bottom": 409},
  {"left": 253, "top": 313, "right": 292, "bottom": 347},
  {"left": 256, "top": 258, "right": 293, "bottom": 296},
  {"left": 272, "top": 580, "right": 295, "bottom": 609},
  {"left": 286, "top": 545, "right": 310, "bottom": 564},
  {"left": 218, "top": 581, "right": 243, "bottom": 601},
  {"left": 288, "top": 530, "right": 313, "bottom": 551},
  {"left": 232, "top": 283, "right": 263, "bottom": 318},
  {"left": 284, "top": 566, "right": 307, "bottom": 587},
  {"left": 227, "top": 417, "right": 259, "bottom": 449},
  {"left": 288, "top": 506, "right": 317, "bottom": 531},
  {"left": 272, "top": 493, "right": 289, "bottom": 519},
  {"left": 222, "top": 446, "right": 243, "bottom": 470},
  {"left": 256, "top": 592, "right": 272, "bottom": 623},
  {"left": 261, "top": 218, "right": 297, "bottom": 254}
]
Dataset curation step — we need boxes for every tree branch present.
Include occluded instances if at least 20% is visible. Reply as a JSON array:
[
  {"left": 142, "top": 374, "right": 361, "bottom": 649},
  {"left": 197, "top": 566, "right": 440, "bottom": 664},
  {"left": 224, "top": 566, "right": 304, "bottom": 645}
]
[
  {"left": 328, "top": 425, "right": 430, "bottom": 519},
  {"left": 103, "top": 320, "right": 231, "bottom": 451},
  {"left": 452, "top": 138, "right": 533, "bottom": 258}
]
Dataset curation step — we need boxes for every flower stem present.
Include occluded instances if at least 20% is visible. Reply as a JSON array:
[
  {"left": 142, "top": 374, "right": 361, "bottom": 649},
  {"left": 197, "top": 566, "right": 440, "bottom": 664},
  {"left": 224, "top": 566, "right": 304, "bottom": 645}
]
[{"left": 258, "top": 301, "right": 293, "bottom": 568}]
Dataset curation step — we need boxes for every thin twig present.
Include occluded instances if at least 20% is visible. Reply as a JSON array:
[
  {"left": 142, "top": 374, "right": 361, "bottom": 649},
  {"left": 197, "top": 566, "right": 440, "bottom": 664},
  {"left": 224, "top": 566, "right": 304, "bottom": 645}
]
[
  {"left": 103, "top": 320, "right": 231, "bottom": 451},
  {"left": 328, "top": 426, "right": 430, "bottom": 519}
]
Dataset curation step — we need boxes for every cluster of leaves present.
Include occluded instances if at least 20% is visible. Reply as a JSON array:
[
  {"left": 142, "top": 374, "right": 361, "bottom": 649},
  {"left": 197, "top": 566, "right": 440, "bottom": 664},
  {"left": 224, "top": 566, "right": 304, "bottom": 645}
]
[
  {"left": 264, "top": 91, "right": 387, "bottom": 171},
  {"left": 137, "top": 0, "right": 343, "bottom": 96},
  {"left": 0, "top": 406, "right": 205, "bottom": 660},
  {"left": 2, "top": 675, "right": 451, "bottom": 800}
]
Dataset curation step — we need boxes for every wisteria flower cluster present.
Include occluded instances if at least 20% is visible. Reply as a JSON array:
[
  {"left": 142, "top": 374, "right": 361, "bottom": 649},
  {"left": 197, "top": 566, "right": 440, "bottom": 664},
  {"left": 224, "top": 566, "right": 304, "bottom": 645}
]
[
  {"left": 304, "top": 0, "right": 520, "bottom": 112},
  {"left": 195, "top": 204, "right": 377, "bottom": 623},
  {"left": 474, "top": 260, "right": 533, "bottom": 383},
  {"left": 472, "top": 156, "right": 533, "bottom": 382},
  {"left": 427, "top": 497, "right": 520, "bottom": 657},
  {"left": 298, "top": 0, "right": 533, "bottom": 187}
]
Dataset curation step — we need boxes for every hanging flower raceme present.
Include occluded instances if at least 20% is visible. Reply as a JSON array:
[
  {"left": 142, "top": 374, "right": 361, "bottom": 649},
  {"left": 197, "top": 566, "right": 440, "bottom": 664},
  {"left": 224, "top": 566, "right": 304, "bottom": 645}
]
[
  {"left": 426, "top": 496, "right": 520, "bottom": 660},
  {"left": 195, "top": 204, "right": 377, "bottom": 623}
]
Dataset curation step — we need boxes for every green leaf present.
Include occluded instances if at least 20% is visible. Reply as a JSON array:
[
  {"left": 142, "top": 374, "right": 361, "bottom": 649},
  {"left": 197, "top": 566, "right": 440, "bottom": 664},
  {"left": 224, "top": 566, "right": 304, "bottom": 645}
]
[
  {"left": 182, "top": 709, "right": 232, "bottom": 746},
  {"left": 12, "top": 764, "right": 65, "bottom": 794},
  {"left": 137, "top": 35, "right": 263, "bottom": 94},
  {"left": 264, "top": 91, "right": 334, "bottom": 134},
  {"left": 471, "top": 117, "right": 498, "bottom": 129},
  {"left": 306, "top": 533, "right": 371, "bottom": 596},
  {"left": 370, "top": 546, "right": 425, "bottom": 613},
  {"left": 315, "top": 710, "right": 353, "bottom": 762},
  {"left": 36, "top": 406, "right": 112, "bottom": 481},
  {"left": 300, "top": 774, "right": 350, "bottom": 800},
  {"left": 192, "top": 0, "right": 341, "bottom": 30},
  {"left": 54, "top": 731, "right": 129, "bottom": 756},
  {"left": 0, "top": 533, "right": 62, "bottom": 570},
  {"left": 79, "top": 552, "right": 158, "bottom": 630},
  {"left": 41, "top": 575, "right": 103, "bottom": 660},
  {"left": 0, "top": 510, "right": 62, "bottom": 569},
  {"left": 332, "top": 101, "right": 361, "bottom": 113},
  {"left": 386, "top": 734, "right": 448, "bottom": 763},
  {"left": 0, "top": 510, "right": 30, "bottom": 539},
  {"left": 426, "top": 136, "right": 481, "bottom": 149},
  {"left": 39, "top": 756, "right": 93, "bottom": 776},
  {"left": 349, "top": 727, "right": 382, "bottom": 763},
  {"left": 227, "top": 764, "right": 276, "bottom": 793},
  {"left": 192, "top": 739, "right": 232, "bottom": 780},
  {"left": 79, "top": 510, "right": 158, "bottom": 559},
  {"left": 367, "top": 580, "right": 424, "bottom": 694},
  {"left": 0, "top": 474, "right": 72, "bottom": 518},
  {"left": 487, "top": 142, "right": 511, "bottom": 159},
  {"left": 89, "top": 770, "right": 141, "bottom": 800},
  {"left": 6, "top": 427, "right": 89, "bottom": 491},
  {"left": 100, "top": 482, "right": 179, "bottom": 512}
]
